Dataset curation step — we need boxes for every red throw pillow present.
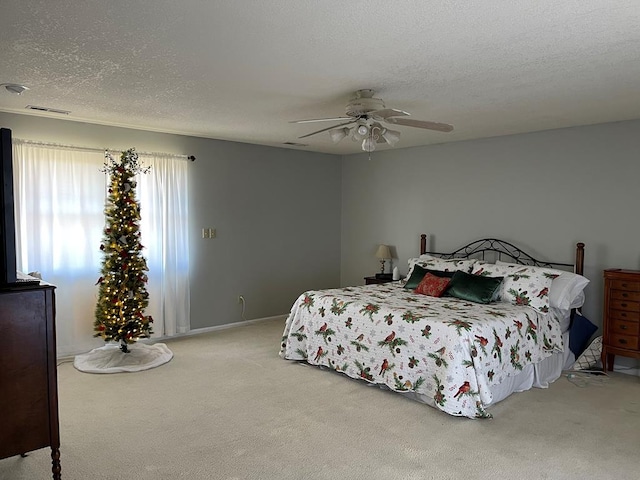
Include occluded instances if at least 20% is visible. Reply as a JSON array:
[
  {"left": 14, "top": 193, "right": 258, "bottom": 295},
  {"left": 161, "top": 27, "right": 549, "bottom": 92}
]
[{"left": 415, "top": 273, "right": 451, "bottom": 297}]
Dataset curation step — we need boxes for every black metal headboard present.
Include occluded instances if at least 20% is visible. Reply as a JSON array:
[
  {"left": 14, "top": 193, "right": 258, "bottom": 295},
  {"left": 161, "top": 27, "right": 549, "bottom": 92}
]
[{"left": 419, "top": 234, "right": 585, "bottom": 275}]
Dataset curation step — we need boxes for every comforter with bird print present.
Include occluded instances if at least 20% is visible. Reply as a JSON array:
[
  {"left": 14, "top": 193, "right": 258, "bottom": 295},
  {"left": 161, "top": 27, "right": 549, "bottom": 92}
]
[{"left": 279, "top": 282, "right": 563, "bottom": 418}]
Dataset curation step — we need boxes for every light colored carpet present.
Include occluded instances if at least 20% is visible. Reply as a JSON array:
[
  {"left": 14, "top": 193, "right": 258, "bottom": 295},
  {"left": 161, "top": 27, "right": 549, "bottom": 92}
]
[{"left": 1, "top": 317, "right": 639, "bottom": 480}]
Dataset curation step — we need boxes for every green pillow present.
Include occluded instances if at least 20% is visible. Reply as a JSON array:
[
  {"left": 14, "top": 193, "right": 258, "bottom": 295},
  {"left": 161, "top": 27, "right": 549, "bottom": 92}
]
[
  {"left": 426, "top": 269, "right": 456, "bottom": 279},
  {"left": 405, "top": 267, "right": 458, "bottom": 289},
  {"left": 404, "top": 265, "right": 428, "bottom": 289},
  {"left": 446, "top": 271, "right": 503, "bottom": 304}
]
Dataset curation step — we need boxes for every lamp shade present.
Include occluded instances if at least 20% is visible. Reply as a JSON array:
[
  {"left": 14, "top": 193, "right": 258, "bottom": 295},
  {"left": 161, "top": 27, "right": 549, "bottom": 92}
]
[
  {"left": 362, "top": 137, "right": 376, "bottom": 152},
  {"left": 382, "top": 128, "right": 401, "bottom": 146},
  {"left": 375, "top": 244, "right": 391, "bottom": 260},
  {"left": 329, "top": 127, "right": 350, "bottom": 143}
]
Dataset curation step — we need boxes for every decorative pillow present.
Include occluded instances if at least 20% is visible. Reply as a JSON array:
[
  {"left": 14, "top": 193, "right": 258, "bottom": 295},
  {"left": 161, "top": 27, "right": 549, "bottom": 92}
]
[
  {"left": 569, "top": 313, "right": 598, "bottom": 358},
  {"left": 406, "top": 256, "right": 476, "bottom": 284},
  {"left": 472, "top": 263, "right": 554, "bottom": 312},
  {"left": 404, "top": 265, "right": 429, "bottom": 289},
  {"left": 445, "top": 271, "right": 503, "bottom": 304},
  {"left": 403, "top": 266, "right": 456, "bottom": 289},
  {"left": 414, "top": 273, "right": 451, "bottom": 297},
  {"left": 495, "top": 260, "right": 589, "bottom": 312},
  {"left": 572, "top": 335, "right": 602, "bottom": 371}
]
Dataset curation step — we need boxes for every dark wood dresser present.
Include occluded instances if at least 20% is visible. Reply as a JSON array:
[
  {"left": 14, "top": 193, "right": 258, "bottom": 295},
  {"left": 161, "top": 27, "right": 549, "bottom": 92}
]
[
  {"left": 0, "top": 284, "right": 60, "bottom": 479},
  {"left": 602, "top": 269, "right": 640, "bottom": 371}
]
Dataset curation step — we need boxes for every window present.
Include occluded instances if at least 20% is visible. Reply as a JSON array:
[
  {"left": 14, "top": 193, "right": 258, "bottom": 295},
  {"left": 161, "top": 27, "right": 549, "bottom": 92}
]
[{"left": 13, "top": 141, "right": 190, "bottom": 356}]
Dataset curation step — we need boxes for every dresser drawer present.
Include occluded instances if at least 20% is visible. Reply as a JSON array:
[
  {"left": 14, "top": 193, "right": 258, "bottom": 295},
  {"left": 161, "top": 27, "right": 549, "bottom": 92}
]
[
  {"left": 609, "top": 308, "right": 640, "bottom": 322},
  {"left": 610, "top": 319, "right": 640, "bottom": 336},
  {"left": 611, "top": 290, "right": 640, "bottom": 302},
  {"left": 608, "top": 333, "right": 639, "bottom": 350},
  {"left": 610, "top": 299, "right": 640, "bottom": 313},
  {"left": 610, "top": 279, "right": 640, "bottom": 292}
]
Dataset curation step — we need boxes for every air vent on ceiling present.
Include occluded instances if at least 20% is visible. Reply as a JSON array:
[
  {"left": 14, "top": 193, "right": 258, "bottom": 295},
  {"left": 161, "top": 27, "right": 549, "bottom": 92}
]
[
  {"left": 25, "top": 105, "right": 71, "bottom": 115},
  {"left": 283, "top": 142, "right": 308, "bottom": 147}
]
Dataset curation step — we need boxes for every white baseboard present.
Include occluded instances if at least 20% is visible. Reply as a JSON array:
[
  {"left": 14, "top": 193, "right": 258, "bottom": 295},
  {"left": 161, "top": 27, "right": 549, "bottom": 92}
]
[
  {"left": 161, "top": 314, "right": 287, "bottom": 340},
  {"left": 57, "top": 314, "right": 287, "bottom": 363}
]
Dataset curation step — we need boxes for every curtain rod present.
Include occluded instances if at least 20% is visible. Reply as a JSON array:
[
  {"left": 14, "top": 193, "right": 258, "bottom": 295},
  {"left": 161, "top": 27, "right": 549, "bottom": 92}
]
[{"left": 13, "top": 138, "right": 196, "bottom": 161}]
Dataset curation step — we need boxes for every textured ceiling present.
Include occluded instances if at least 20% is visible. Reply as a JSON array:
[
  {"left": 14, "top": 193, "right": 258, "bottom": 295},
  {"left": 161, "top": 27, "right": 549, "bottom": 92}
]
[{"left": 1, "top": 0, "right": 639, "bottom": 155}]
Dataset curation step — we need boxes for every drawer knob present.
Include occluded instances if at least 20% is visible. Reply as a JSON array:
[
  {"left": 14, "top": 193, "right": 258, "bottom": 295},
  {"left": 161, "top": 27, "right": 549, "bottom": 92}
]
[
  {"left": 618, "top": 338, "right": 628, "bottom": 345},
  {"left": 622, "top": 293, "right": 629, "bottom": 298},
  {"left": 620, "top": 325, "right": 628, "bottom": 330},
  {"left": 621, "top": 303, "right": 628, "bottom": 308}
]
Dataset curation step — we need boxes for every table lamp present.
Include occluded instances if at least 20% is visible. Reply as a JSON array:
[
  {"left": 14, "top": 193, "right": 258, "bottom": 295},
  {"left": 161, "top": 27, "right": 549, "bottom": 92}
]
[{"left": 375, "top": 244, "right": 392, "bottom": 275}]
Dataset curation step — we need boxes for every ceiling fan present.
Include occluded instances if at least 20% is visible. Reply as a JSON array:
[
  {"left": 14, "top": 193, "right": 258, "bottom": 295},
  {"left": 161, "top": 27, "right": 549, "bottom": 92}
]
[{"left": 290, "top": 89, "right": 454, "bottom": 153}]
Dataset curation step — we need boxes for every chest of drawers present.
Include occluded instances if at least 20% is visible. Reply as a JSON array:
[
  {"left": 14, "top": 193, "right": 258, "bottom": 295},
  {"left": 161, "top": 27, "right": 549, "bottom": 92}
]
[{"left": 602, "top": 269, "right": 640, "bottom": 371}]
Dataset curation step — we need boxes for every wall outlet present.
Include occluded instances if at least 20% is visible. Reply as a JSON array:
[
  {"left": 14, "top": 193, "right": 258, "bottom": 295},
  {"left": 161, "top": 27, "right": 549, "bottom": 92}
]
[{"left": 202, "top": 227, "right": 216, "bottom": 239}]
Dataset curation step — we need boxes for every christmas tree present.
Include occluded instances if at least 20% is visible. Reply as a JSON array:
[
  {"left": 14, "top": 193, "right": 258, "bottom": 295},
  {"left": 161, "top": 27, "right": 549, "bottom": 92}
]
[{"left": 94, "top": 148, "right": 153, "bottom": 353}]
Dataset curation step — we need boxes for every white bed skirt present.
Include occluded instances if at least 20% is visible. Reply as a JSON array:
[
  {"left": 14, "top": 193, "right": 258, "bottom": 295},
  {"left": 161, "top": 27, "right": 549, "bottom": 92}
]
[{"left": 399, "top": 330, "right": 572, "bottom": 410}]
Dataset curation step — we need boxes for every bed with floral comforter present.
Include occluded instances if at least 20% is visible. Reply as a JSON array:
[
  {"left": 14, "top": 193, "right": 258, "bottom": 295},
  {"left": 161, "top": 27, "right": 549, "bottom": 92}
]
[{"left": 279, "top": 282, "right": 564, "bottom": 419}]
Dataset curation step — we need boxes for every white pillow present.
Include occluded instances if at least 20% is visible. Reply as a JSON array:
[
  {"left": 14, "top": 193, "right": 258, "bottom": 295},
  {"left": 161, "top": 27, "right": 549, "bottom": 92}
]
[
  {"left": 496, "top": 260, "right": 589, "bottom": 312},
  {"left": 407, "top": 255, "right": 477, "bottom": 279},
  {"left": 551, "top": 272, "right": 589, "bottom": 311},
  {"left": 471, "top": 262, "right": 554, "bottom": 313},
  {"left": 570, "top": 290, "right": 586, "bottom": 310}
]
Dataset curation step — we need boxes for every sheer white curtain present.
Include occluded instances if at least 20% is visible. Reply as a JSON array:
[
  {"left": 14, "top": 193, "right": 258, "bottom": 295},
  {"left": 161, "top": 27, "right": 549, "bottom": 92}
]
[{"left": 12, "top": 141, "right": 190, "bottom": 356}]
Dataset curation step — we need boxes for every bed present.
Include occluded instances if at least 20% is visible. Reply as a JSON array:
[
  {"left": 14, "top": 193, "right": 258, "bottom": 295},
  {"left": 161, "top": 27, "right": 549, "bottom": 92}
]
[{"left": 279, "top": 235, "right": 587, "bottom": 418}]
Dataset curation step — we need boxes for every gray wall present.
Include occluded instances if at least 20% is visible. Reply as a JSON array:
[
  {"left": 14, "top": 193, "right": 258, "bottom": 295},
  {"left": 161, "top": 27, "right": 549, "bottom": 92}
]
[
  {"left": 0, "top": 112, "right": 342, "bottom": 330},
  {"left": 5, "top": 109, "right": 640, "bottom": 350},
  {"left": 341, "top": 119, "right": 640, "bottom": 337}
]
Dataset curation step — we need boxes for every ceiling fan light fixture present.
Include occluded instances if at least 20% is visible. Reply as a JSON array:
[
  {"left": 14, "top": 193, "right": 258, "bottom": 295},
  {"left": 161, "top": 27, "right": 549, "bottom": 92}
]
[
  {"left": 329, "top": 127, "right": 350, "bottom": 143},
  {"left": 291, "top": 90, "right": 453, "bottom": 154},
  {"left": 351, "top": 124, "right": 369, "bottom": 141},
  {"left": 362, "top": 137, "right": 376, "bottom": 152},
  {"left": 382, "top": 128, "right": 401, "bottom": 146}
]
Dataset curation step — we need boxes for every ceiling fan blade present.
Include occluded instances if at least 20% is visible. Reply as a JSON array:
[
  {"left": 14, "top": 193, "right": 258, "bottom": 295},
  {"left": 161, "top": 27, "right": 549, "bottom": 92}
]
[
  {"left": 290, "top": 117, "right": 353, "bottom": 124},
  {"left": 297, "top": 120, "right": 356, "bottom": 139},
  {"left": 368, "top": 108, "right": 410, "bottom": 120},
  {"left": 385, "top": 117, "right": 454, "bottom": 132}
]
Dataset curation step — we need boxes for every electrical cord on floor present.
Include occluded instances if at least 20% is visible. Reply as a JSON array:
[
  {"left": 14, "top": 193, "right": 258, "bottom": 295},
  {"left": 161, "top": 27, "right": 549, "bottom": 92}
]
[{"left": 563, "top": 369, "right": 609, "bottom": 388}]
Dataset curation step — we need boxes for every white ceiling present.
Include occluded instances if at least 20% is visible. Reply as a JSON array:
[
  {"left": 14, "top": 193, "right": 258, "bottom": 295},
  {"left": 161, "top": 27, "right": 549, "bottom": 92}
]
[{"left": 1, "top": 0, "right": 639, "bottom": 155}]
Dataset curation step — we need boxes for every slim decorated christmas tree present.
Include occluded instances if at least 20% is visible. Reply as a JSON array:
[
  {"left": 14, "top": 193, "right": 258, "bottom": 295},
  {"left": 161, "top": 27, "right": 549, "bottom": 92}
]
[{"left": 94, "top": 148, "right": 153, "bottom": 353}]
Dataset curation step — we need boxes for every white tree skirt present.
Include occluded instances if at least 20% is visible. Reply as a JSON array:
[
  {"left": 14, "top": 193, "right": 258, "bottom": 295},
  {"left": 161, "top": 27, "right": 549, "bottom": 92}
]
[{"left": 74, "top": 342, "right": 173, "bottom": 374}]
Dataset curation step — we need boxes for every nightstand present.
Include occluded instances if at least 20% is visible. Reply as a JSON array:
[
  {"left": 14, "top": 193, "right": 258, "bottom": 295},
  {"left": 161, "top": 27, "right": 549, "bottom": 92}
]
[
  {"left": 602, "top": 269, "right": 640, "bottom": 371},
  {"left": 364, "top": 275, "right": 396, "bottom": 285}
]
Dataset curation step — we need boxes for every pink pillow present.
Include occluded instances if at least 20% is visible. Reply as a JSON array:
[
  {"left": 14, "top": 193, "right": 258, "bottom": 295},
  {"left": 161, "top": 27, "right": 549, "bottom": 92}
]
[{"left": 415, "top": 273, "right": 451, "bottom": 297}]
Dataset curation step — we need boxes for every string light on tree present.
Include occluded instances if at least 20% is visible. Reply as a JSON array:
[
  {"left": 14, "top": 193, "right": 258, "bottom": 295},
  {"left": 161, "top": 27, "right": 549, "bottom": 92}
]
[{"left": 93, "top": 148, "right": 152, "bottom": 353}]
